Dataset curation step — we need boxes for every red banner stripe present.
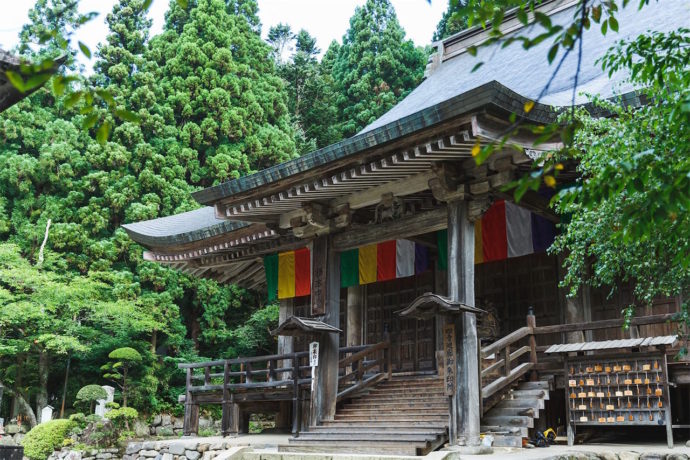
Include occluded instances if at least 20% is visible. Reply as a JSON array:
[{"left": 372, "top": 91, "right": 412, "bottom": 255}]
[
  {"left": 294, "top": 247, "right": 311, "bottom": 296},
  {"left": 376, "top": 240, "right": 397, "bottom": 281},
  {"left": 481, "top": 200, "right": 508, "bottom": 262}
]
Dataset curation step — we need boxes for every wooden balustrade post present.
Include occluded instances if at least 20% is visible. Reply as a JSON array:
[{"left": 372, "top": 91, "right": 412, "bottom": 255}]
[
  {"left": 221, "top": 361, "right": 234, "bottom": 436},
  {"left": 245, "top": 362, "right": 253, "bottom": 383},
  {"left": 527, "top": 307, "right": 538, "bottom": 381},
  {"left": 292, "top": 353, "right": 301, "bottom": 435},
  {"left": 204, "top": 366, "right": 210, "bottom": 386},
  {"left": 503, "top": 345, "right": 511, "bottom": 377},
  {"left": 268, "top": 359, "right": 276, "bottom": 382},
  {"left": 183, "top": 367, "right": 199, "bottom": 435}
]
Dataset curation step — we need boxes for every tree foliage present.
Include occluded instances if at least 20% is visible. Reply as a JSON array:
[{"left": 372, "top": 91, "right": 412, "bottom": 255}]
[
  {"left": 433, "top": 0, "right": 468, "bottom": 41},
  {"left": 332, "top": 0, "right": 426, "bottom": 137}
]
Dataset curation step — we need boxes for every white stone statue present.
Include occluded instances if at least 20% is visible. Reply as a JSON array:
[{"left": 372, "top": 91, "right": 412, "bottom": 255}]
[{"left": 94, "top": 386, "right": 115, "bottom": 417}]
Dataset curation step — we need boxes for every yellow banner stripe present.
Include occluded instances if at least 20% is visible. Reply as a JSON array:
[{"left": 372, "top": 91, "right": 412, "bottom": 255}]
[
  {"left": 358, "top": 244, "right": 377, "bottom": 285},
  {"left": 278, "top": 251, "right": 295, "bottom": 299}
]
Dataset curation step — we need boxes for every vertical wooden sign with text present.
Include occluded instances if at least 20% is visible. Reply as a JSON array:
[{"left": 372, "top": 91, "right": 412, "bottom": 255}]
[
  {"left": 310, "top": 237, "right": 327, "bottom": 315},
  {"left": 443, "top": 323, "right": 457, "bottom": 396}
]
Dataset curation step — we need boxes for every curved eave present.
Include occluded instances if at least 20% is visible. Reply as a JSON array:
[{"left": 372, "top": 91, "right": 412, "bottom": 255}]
[
  {"left": 192, "top": 81, "right": 557, "bottom": 206},
  {"left": 121, "top": 207, "right": 250, "bottom": 248}
]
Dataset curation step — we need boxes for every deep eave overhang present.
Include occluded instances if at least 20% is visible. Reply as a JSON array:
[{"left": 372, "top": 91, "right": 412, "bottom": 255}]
[{"left": 192, "top": 81, "right": 561, "bottom": 207}]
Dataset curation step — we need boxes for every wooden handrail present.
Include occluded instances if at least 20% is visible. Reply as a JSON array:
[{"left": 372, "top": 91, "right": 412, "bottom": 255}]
[
  {"left": 533, "top": 312, "right": 676, "bottom": 335},
  {"left": 338, "top": 341, "right": 390, "bottom": 368},
  {"left": 481, "top": 326, "right": 532, "bottom": 358}
]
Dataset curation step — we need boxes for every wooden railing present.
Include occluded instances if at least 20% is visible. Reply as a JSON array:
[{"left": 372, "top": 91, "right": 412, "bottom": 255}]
[
  {"left": 337, "top": 341, "right": 391, "bottom": 401},
  {"left": 180, "top": 351, "right": 311, "bottom": 434},
  {"left": 480, "top": 311, "right": 681, "bottom": 414}
]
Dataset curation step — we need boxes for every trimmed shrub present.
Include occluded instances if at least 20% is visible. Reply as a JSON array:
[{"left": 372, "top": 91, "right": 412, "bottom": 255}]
[{"left": 22, "top": 419, "right": 76, "bottom": 460}]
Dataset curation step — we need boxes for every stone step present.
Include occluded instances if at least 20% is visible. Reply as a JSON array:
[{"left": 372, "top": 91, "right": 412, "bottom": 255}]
[
  {"left": 339, "top": 407, "right": 448, "bottom": 414},
  {"left": 496, "top": 398, "right": 544, "bottom": 410},
  {"left": 509, "top": 389, "right": 549, "bottom": 400},
  {"left": 295, "top": 432, "right": 439, "bottom": 442},
  {"left": 516, "top": 381, "right": 550, "bottom": 390},
  {"left": 482, "top": 415, "right": 534, "bottom": 429},
  {"left": 320, "top": 420, "right": 446, "bottom": 428},
  {"left": 282, "top": 442, "right": 420, "bottom": 456},
  {"left": 485, "top": 406, "right": 539, "bottom": 418},
  {"left": 344, "top": 402, "right": 448, "bottom": 410},
  {"left": 308, "top": 425, "right": 447, "bottom": 434},
  {"left": 351, "top": 394, "right": 447, "bottom": 402},
  {"left": 481, "top": 425, "right": 528, "bottom": 437},
  {"left": 490, "top": 434, "right": 523, "bottom": 447}
]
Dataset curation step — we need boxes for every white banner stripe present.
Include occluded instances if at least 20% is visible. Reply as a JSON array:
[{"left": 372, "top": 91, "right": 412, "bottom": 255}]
[
  {"left": 505, "top": 201, "right": 533, "bottom": 257},
  {"left": 396, "top": 239, "right": 415, "bottom": 278}
]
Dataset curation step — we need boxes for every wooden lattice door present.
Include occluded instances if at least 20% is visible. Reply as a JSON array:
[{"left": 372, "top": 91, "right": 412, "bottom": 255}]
[{"left": 364, "top": 271, "right": 436, "bottom": 373}]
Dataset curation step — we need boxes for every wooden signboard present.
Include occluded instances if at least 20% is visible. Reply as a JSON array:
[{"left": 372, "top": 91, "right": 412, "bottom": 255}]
[
  {"left": 310, "top": 237, "right": 327, "bottom": 315},
  {"left": 442, "top": 324, "right": 457, "bottom": 396}
]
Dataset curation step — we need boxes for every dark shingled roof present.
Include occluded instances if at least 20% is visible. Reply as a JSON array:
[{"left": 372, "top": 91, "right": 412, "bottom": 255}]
[
  {"left": 192, "top": 0, "right": 688, "bottom": 206},
  {"left": 122, "top": 207, "right": 249, "bottom": 247}
]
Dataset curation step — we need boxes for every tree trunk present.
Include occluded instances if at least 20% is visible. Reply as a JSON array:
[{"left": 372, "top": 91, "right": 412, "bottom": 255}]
[
  {"left": 1, "top": 379, "right": 38, "bottom": 428},
  {"left": 36, "top": 350, "right": 49, "bottom": 422},
  {"left": 11, "top": 355, "right": 24, "bottom": 418},
  {"left": 122, "top": 368, "right": 128, "bottom": 408},
  {"left": 151, "top": 330, "right": 158, "bottom": 353},
  {"left": 60, "top": 356, "right": 71, "bottom": 419}
]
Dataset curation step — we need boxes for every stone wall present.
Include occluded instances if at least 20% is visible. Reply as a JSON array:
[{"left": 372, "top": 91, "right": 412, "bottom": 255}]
[
  {"left": 125, "top": 440, "right": 238, "bottom": 460},
  {"left": 48, "top": 447, "right": 121, "bottom": 460},
  {"left": 0, "top": 423, "right": 27, "bottom": 446},
  {"left": 148, "top": 416, "right": 220, "bottom": 437}
]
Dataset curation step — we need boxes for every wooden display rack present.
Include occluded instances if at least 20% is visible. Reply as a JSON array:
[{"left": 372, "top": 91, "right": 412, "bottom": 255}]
[{"left": 563, "top": 352, "right": 673, "bottom": 448}]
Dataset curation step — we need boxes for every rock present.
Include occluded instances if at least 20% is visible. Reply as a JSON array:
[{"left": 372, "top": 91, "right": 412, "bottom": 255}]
[
  {"left": 134, "top": 419, "right": 150, "bottom": 438},
  {"left": 5, "top": 425, "right": 19, "bottom": 435},
  {"left": 169, "top": 444, "right": 186, "bottom": 456},
  {"left": 185, "top": 450, "right": 200, "bottom": 460},
  {"left": 127, "top": 443, "right": 143, "bottom": 455},
  {"left": 140, "top": 450, "right": 159, "bottom": 458},
  {"left": 173, "top": 419, "right": 184, "bottom": 429},
  {"left": 640, "top": 454, "right": 666, "bottom": 460},
  {"left": 162, "top": 454, "right": 173, "bottom": 460},
  {"left": 618, "top": 452, "right": 641, "bottom": 460},
  {"left": 161, "top": 415, "right": 172, "bottom": 427},
  {"left": 666, "top": 455, "right": 689, "bottom": 460},
  {"left": 152, "top": 415, "right": 162, "bottom": 426},
  {"left": 198, "top": 444, "right": 210, "bottom": 453},
  {"left": 209, "top": 443, "right": 224, "bottom": 451},
  {"left": 0, "top": 437, "right": 16, "bottom": 446},
  {"left": 64, "top": 453, "right": 82, "bottom": 460},
  {"left": 202, "top": 452, "right": 215, "bottom": 460},
  {"left": 95, "top": 453, "right": 112, "bottom": 459},
  {"left": 686, "top": 440, "right": 690, "bottom": 447},
  {"left": 597, "top": 453, "right": 619, "bottom": 460},
  {"left": 104, "top": 448, "right": 119, "bottom": 454},
  {"left": 157, "top": 426, "right": 174, "bottom": 436},
  {"left": 142, "top": 442, "right": 156, "bottom": 450},
  {"left": 198, "top": 418, "right": 212, "bottom": 429}
]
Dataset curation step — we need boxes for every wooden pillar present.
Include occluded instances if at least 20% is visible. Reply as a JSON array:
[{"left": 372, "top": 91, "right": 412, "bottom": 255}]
[
  {"left": 310, "top": 236, "right": 340, "bottom": 424},
  {"left": 347, "top": 286, "right": 362, "bottom": 347},
  {"left": 278, "top": 298, "right": 294, "bottom": 380},
  {"left": 557, "top": 254, "right": 592, "bottom": 343},
  {"left": 447, "top": 200, "right": 480, "bottom": 447}
]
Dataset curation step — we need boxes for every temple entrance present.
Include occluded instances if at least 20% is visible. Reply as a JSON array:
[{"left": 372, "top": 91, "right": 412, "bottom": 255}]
[{"left": 364, "top": 270, "right": 436, "bottom": 373}]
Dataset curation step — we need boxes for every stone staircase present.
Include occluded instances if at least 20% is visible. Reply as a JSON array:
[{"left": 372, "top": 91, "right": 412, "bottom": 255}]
[
  {"left": 481, "top": 380, "right": 551, "bottom": 447},
  {"left": 286, "top": 376, "right": 449, "bottom": 455}
]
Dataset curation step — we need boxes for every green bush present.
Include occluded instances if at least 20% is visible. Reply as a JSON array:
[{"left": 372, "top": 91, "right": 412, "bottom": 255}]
[
  {"left": 104, "top": 407, "right": 138, "bottom": 430},
  {"left": 22, "top": 419, "right": 76, "bottom": 460}
]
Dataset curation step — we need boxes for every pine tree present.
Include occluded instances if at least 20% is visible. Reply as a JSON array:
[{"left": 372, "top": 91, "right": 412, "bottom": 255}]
[
  {"left": 332, "top": 0, "right": 426, "bottom": 137},
  {"left": 433, "top": 0, "right": 468, "bottom": 41},
  {"left": 149, "top": 0, "right": 297, "bottom": 183}
]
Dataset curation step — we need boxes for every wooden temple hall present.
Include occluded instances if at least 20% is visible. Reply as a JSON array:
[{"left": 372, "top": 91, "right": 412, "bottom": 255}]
[{"left": 124, "top": 1, "right": 690, "bottom": 454}]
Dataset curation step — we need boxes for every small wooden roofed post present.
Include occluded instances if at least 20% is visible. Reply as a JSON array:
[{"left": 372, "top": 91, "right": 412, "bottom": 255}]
[
  {"left": 271, "top": 316, "right": 342, "bottom": 337},
  {"left": 398, "top": 292, "right": 485, "bottom": 320}
]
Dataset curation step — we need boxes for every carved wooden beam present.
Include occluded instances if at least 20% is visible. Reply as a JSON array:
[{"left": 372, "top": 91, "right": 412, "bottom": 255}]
[{"left": 332, "top": 207, "right": 447, "bottom": 252}]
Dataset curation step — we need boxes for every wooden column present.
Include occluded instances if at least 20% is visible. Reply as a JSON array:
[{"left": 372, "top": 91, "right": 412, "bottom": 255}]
[
  {"left": 310, "top": 236, "right": 340, "bottom": 425},
  {"left": 278, "top": 298, "right": 294, "bottom": 380},
  {"left": 347, "top": 286, "right": 362, "bottom": 347},
  {"left": 447, "top": 200, "right": 480, "bottom": 446},
  {"left": 558, "top": 254, "right": 592, "bottom": 343}
]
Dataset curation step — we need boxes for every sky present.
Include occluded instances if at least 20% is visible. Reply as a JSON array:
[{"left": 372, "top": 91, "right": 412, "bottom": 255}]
[{"left": 0, "top": 0, "right": 447, "bottom": 71}]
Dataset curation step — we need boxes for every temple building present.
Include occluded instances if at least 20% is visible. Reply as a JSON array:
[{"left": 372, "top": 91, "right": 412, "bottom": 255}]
[{"left": 124, "top": 0, "right": 689, "bottom": 454}]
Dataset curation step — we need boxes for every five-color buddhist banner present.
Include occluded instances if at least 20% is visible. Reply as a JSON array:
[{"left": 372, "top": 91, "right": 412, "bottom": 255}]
[{"left": 264, "top": 200, "right": 556, "bottom": 299}]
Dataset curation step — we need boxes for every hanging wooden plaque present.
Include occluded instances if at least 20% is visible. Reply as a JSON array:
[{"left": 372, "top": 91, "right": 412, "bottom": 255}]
[
  {"left": 442, "top": 323, "right": 457, "bottom": 396},
  {"left": 310, "top": 237, "right": 328, "bottom": 315}
]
